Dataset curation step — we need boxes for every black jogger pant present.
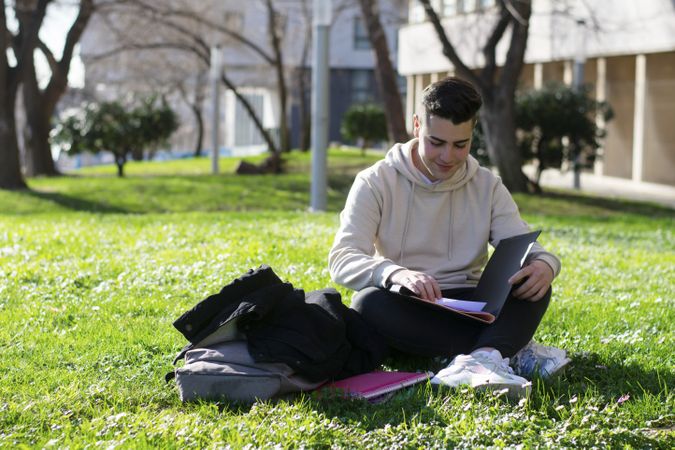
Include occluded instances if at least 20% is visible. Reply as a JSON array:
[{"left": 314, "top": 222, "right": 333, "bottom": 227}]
[{"left": 350, "top": 286, "right": 551, "bottom": 358}]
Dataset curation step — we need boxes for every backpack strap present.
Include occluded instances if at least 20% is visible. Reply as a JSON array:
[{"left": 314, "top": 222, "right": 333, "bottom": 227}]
[{"left": 173, "top": 342, "right": 194, "bottom": 365}]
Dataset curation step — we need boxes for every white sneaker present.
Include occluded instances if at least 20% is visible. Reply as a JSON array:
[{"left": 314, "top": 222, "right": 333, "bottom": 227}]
[
  {"left": 511, "top": 341, "right": 571, "bottom": 379},
  {"left": 431, "top": 349, "right": 531, "bottom": 399}
]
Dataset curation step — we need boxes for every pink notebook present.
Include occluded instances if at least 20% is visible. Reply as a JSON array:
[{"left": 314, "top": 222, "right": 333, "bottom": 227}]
[{"left": 321, "top": 371, "right": 433, "bottom": 402}]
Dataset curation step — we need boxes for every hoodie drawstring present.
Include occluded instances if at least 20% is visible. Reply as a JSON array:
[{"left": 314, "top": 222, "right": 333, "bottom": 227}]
[
  {"left": 448, "top": 190, "right": 454, "bottom": 259},
  {"left": 399, "top": 181, "right": 415, "bottom": 264}
]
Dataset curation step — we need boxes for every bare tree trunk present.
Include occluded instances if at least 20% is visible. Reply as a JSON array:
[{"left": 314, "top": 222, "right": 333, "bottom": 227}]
[
  {"left": 20, "top": 0, "right": 93, "bottom": 177},
  {"left": 418, "top": 0, "right": 531, "bottom": 193},
  {"left": 296, "top": 0, "right": 312, "bottom": 152},
  {"left": 265, "top": 0, "right": 290, "bottom": 152},
  {"left": 22, "top": 54, "right": 59, "bottom": 176},
  {"left": 0, "top": 0, "right": 51, "bottom": 189},
  {"left": 23, "top": 103, "right": 58, "bottom": 176},
  {"left": 115, "top": 153, "right": 126, "bottom": 177},
  {"left": 296, "top": 67, "right": 311, "bottom": 152},
  {"left": 0, "top": 103, "right": 27, "bottom": 189},
  {"left": 192, "top": 104, "right": 204, "bottom": 157},
  {"left": 357, "top": 0, "right": 408, "bottom": 143},
  {"left": 481, "top": 89, "right": 529, "bottom": 192},
  {"left": 0, "top": 23, "right": 24, "bottom": 189},
  {"left": 191, "top": 72, "right": 206, "bottom": 157}
]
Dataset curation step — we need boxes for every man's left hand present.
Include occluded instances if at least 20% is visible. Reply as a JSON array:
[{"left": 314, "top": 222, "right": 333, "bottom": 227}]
[{"left": 508, "top": 260, "right": 554, "bottom": 302}]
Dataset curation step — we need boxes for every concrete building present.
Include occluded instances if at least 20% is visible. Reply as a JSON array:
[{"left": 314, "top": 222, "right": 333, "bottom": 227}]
[
  {"left": 399, "top": 0, "right": 675, "bottom": 187},
  {"left": 78, "top": 0, "right": 406, "bottom": 156}
]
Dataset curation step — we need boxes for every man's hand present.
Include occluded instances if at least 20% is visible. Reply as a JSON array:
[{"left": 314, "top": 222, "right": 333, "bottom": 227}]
[
  {"left": 389, "top": 269, "right": 442, "bottom": 302},
  {"left": 508, "top": 259, "right": 554, "bottom": 302}
]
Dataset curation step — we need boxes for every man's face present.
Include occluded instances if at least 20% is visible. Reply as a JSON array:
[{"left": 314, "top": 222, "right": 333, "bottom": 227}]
[{"left": 412, "top": 114, "right": 474, "bottom": 182}]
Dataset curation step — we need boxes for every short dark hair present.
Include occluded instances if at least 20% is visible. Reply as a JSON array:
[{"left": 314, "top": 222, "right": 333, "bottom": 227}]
[{"left": 419, "top": 77, "right": 482, "bottom": 124}]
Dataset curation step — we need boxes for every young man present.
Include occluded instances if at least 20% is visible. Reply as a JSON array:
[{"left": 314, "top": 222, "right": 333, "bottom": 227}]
[{"left": 328, "top": 77, "right": 567, "bottom": 398}]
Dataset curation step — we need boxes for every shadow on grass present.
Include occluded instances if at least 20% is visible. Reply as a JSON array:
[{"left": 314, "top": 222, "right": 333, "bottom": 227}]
[
  {"left": 19, "top": 170, "right": 672, "bottom": 218},
  {"left": 22, "top": 189, "right": 131, "bottom": 214},
  {"left": 299, "top": 351, "right": 671, "bottom": 427},
  {"left": 555, "top": 190, "right": 673, "bottom": 215},
  {"left": 156, "top": 349, "right": 670, "bottom": 448},
  {"left": 547, "top": 351, "right": 673, "bottom": 401},
  {"left": 518, "top": 190, "right": 675, "bottom": 219}
]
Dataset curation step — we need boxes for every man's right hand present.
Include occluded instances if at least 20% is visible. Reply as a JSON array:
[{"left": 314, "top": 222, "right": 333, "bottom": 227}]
[{"left": 389, "top": 269, "right": 442, "bottom": 302}]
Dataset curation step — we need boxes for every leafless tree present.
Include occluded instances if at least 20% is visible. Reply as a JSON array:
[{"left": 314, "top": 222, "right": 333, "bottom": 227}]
[
  {"left": 87, "top": 0, "right": 301, "bottom": 159},
  {"left": 20, "top": 0, "right": 94, "bottom": 177},
  {"left": 357, "top": 0, "right": 408, "bottom": 143},
  {"left": 87, "top": 41, "right": 208, "bottom": 159},
  {"left": 293, "top": 0, "right": 312, "bottom": 152},
  {"left": 418, "top": 0, "right": 532, "bottom": 192},
  {"left": 176, "top": 71, "right": 207, "bottom": 158},
  {"left": 0, "top": 0, "right": 50, "bottom": 189},
  {"left": 292, "top": 0, "right": 360, "bottom": 152}
]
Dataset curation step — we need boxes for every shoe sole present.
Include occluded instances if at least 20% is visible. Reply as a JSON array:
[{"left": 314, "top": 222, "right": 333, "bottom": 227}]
[
  {"left": 541, "top": 357, "right": 572, "bottom": 379},
  {"left": 512, "top": 356, "right": 572, "bottom": 380},
  {"left": 474, "top": 381, "right": 531, "bottom": 400},
  {"left": 431, "top": 380, "right": 531, "bottom": 400}
]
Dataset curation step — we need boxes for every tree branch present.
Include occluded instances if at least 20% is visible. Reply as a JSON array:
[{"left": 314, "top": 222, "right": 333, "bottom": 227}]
[
  {"left": 417, "top": 0, "right": 484, "bottom": 91},
  {"left": 219, "top": 71, "right": 279, "bottom": 155},
  {"left": 499, "top": 0, "right": 531, "bottom": 92},
  {"left": 481, "top": 3, "right": 511, "bottom": 85},
  {"left": 58, "top": 0, "right": 94, "bottom": 75},
  {"left": 1, "top": 6, "right": 10, "bottom": 75},
  {"left": 120, "top": 0, "right": 275, "bottom": 65},
  {"left": 265, "top": 0, "right": 290, "bottom": 151},
  {"left": 12, "top": 0, "right": 52, "bottom": 92},
  {"left": 36, "top": 38, "right": 58, "bottom": 72},
  {"left": 86, "top": 41, "right": 210, "bottom": 67},
  {"left": 503, "top": 0, "right": 528, "bottom": 25},
  {"left": 88, "top": 8, "right": 212, "bottom": 67}
]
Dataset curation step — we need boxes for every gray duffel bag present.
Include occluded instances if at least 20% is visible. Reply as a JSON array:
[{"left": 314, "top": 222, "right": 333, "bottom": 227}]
[{"left": 171, "top": 340, "right": 325, "bottom": 403}]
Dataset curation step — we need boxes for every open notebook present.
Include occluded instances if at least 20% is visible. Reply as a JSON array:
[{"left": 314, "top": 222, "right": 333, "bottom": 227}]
[
  {"left": 320, "top": 371, "right": 433, "bottom": 403},
  {"left": 391, "top": 230, "right": 542, "bottom": 324}
]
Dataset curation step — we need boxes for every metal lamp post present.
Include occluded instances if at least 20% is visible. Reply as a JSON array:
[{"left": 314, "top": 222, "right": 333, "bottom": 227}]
[{"left": 310, "top": 0, "right": 331, "bottom": 211}]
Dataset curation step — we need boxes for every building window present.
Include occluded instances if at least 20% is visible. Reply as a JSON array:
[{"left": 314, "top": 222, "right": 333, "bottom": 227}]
[
  {"left": 352, "top": 70, "right": 372, "bottom": 103},
  {"left": 442, "top": 0, "right": 457, "bottom": 16},
  {"left": 458, "top": 0, "right": 477, "bottom": 13},
  {"left": 234, "top": 92, "right": 266, "bottom": 147},
  {"left": 222, "top": 11, "right": 244, "bottom": 45},
  {"left": 478, "top": 0, "right": 496, "bottom": 10},
  {"left": 224, "top": 11, "right": 244, "bottom": 32},
  {"left": 353, "top": 17, "right": 371, "bottom": 50},
  {"left": 397, "top": 74, "right": 407, "bottom": 99}
]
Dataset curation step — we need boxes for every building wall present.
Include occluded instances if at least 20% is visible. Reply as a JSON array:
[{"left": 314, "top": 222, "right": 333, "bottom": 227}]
[
  {"left": 603, "top": 56, "right": 636, "bottom": 180},
  {"left": 643, "top": 52, "right": 675, "bottom": 185},
  {"left": 398, "top": 0, "right": 675, "bottom": 187},
  {"left": 328, "top": 68, "right": 392, "bottom": 144}
]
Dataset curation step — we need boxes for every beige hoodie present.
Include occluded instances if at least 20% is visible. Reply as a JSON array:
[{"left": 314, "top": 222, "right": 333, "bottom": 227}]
[{"left": 328, "top": 139, "right": 561, "bottom": 291}]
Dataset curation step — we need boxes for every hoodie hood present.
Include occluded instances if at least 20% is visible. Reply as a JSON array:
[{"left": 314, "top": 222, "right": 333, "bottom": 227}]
[{"left": 384, "top": 138, "right": 479, "bottom": 192}]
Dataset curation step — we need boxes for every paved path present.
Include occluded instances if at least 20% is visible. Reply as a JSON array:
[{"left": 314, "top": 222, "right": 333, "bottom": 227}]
[{"left": 523, "top": 167, "right": 675, "bottom": 210}]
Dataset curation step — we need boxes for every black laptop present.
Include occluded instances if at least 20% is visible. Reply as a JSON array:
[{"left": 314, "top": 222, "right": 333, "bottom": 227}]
[
  {"left": 391, "top": 230, "right": 542, "bottom": 323},
  {"left": 474, "top": 229, "right": 541, "bottom": 316}
]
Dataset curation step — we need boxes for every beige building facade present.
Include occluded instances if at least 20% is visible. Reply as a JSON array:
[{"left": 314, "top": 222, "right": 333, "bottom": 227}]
[{"left": 399, "top": 0, "right": 675, "bottom": 187}]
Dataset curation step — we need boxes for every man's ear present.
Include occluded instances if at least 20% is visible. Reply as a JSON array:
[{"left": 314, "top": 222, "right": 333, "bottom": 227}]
[{"left": 412, "top": 114, "right": 421, "bottom": 138}]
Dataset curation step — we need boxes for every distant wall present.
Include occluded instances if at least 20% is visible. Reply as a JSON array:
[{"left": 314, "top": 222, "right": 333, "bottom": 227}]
[{"left": 643, "top": 52, "right": 675, "bottom": 185}]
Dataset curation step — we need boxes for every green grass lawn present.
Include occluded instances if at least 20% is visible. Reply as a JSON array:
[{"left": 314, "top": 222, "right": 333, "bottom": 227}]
[{"left": 1, "top": 149, "right": 673, "bottom": 448}]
